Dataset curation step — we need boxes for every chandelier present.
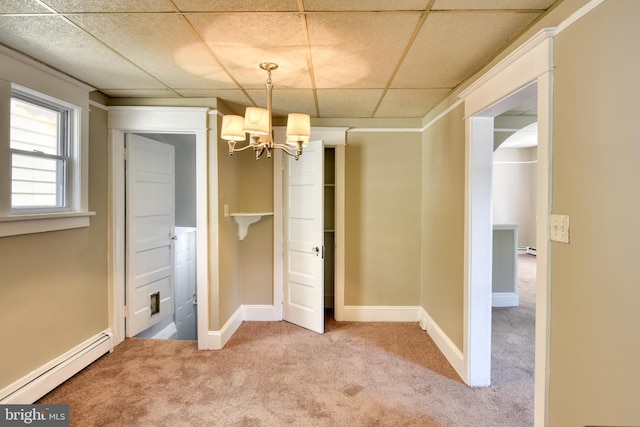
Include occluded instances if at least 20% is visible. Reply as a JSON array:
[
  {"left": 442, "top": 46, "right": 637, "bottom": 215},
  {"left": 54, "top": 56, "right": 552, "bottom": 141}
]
[{"left": 220, "top": 62, "right": 311, "bottom": 160}]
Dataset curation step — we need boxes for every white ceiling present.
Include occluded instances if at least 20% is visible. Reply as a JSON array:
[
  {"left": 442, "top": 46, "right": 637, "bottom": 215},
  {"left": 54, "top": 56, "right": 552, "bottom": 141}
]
[
  {"left": 0, "top": 0, "right": 558, "bottom": 119},
  {"left": 496, "top": 96, "right": 538, "bottom": 148}
]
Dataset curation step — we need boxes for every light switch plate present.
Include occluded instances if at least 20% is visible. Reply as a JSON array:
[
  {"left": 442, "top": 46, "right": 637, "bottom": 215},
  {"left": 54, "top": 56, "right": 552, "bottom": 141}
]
[
  {"left": 551, "top": 214, "right": 570, "bottom": 243},
  {"left": 224, "top": 204, "right": 229, "bottom": 217}
]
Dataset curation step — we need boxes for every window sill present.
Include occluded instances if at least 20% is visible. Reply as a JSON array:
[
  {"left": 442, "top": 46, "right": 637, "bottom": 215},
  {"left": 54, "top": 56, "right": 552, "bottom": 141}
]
[{"left": 0, "top": 212, "right": 96, "bottom": 237}]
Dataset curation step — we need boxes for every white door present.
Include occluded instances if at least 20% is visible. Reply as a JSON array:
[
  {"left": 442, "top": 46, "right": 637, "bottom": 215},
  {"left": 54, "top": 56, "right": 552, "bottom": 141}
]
[
  {"left": 126, "top": 134, "right": 176, "bottom": 337},
  {"left": 283, "top": 140, "right": 325, "bottom": 333},
  {"left": 174, "top": 229, "right": 197, "bottom": 340}
]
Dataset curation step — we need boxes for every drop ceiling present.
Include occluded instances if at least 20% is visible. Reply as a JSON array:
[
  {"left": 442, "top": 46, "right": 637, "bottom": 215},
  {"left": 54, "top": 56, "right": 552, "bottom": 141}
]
[{"left": 0, "top": 0, "right": 558, "bottom": 119}]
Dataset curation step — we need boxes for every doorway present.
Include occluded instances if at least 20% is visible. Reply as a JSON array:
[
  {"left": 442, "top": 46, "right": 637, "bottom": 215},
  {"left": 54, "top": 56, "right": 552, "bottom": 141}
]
[
  {"left": 324, "top": 147, "right": 336, "bottom": 322},
  {"left": 130, "top": 133, "right": 198, "bottom": 341},
  {"left": 460, "top": 30, "right": 553, "bottom": 423},
  {"left": 491, "top": 98, "right": 538, "bottom": 415},
  {"left": 108, "top": 106, "right": 210, "bottom": 348},
  {"left": 272, "top": 127, "right": 347, "bottom": 327}
]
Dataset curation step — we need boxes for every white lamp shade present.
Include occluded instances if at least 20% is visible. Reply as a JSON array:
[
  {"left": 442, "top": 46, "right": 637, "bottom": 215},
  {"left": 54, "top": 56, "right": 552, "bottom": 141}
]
[
  {"left": 244, "top": 107, "right": 269, "bottom": 135},
  {"left": 286, "top": 113, "right": 311, "bottom": 140},
  {"left": 221, "top": 115, "right": 246, "bottom": 141}
]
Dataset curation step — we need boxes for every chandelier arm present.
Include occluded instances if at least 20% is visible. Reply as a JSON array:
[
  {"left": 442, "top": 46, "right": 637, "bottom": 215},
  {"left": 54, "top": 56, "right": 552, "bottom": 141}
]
[
  {"left": 229, "top": 143, "right": 255, "bottom": 153},
  {"left": 273, "top": 143, "right": 303, "bottom": 160},
  {"left": 272, "top": 143, "right": 295, "bottom": 155}
]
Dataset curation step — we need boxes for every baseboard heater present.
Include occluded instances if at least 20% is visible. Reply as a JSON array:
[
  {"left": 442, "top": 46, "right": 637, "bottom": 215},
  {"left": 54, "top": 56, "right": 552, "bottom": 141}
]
[
  {"left": 0, "top": 330, "right": 114, "bottom": 404},
  {"left": 518, "top": 246, "right": 537, "bottom": 256}
]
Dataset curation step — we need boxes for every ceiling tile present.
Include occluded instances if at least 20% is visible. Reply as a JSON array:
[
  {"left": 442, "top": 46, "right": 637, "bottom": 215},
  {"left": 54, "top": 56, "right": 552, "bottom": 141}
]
[
  {"left": 306, "top": 13, "right": 421, "bottom": 89},
  {"left": 432, "top": 0, "right": 556, "bottom": 10},
  {"left": 316, "top": 89, "right": 383, "bottom": 118},
  {"left": 375, "top": 88, "right": 451, "bottom": 118},
  {"left": 0, "top": 16, "right": 165, "bottom": 89},
  {"left": 173, "top": 0, "right": 299, "bottom": 12},
  {"left": 69, "top": 13, "right": 237, "bottom": 90},
  {"left": 186, "top": 13, "right": 311, "bottom": 89},
  {"left": 41, "top": 0, "right": 177, "bottom": 13},
  {"left": 101, "top": 89, "right": 181, "bottom": 98},
  {"left": 0, "top": 0, "right": 52, "bottom": 14},
  {"left": 175, "top": 88, "right": 252, "bottom": 105},
  {"left": 303, "top": 0, "right": 430, "bottom": 11},
  {"left": 245, "top": 88, "right": 317, "bottom": 117},
  {"left": 392, "top": 11, "right": 539, "bottom": 88}
]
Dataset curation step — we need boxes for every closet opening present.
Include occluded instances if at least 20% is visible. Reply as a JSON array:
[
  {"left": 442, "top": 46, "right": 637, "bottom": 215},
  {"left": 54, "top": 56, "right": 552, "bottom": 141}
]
[{"left": 324, "top": 147, "right": 336, "bottom": 323}]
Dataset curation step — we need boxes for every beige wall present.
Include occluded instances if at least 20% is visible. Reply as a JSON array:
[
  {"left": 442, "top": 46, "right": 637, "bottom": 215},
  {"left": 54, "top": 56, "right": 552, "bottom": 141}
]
[
  {"left": 549, "top": 1, "right": 640, "bottom": 424},
  {"left": 493, "top": 147, "right": 537, "bottom": 248},
  {"left": 420, "top": 104, "right": 465, "bottom": 350},
  {"left": 215, "top": 117, "right": 275, "bottom": 324},
  {"left": 344, "top": 131, "right": 422, "bottom": 306},
  {"left": 0, "top": 103, "right": 109, "bottom": 389},
  {"left": 238, "top": 153, "right": 274, "bottom": 306}
]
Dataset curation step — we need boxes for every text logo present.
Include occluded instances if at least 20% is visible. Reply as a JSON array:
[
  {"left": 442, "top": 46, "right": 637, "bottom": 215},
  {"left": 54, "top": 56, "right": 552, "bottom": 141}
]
[{"left": 0, "top": 405, "right": 69, "bottom": 427}]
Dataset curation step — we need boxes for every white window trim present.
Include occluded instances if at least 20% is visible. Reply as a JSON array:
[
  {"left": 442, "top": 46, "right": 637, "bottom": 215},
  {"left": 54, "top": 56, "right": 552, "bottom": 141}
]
[
  {"left": 0, "top": 50, "right": 94, "bottom": 237},
  {"left": 0, "top": 212, "right": 94, "bottom": 237}
]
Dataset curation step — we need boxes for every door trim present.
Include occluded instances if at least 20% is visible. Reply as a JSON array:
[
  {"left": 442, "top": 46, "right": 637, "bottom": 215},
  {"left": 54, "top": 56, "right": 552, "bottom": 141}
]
[
  {"left": 273, "top": 127, "right": 347, "bottom": 322},
  {"left": 108, "top": 106, "right": 210, "bottom": 347},
  {"left": 458, "top": 28, "right": 554, "bottom": 425}
]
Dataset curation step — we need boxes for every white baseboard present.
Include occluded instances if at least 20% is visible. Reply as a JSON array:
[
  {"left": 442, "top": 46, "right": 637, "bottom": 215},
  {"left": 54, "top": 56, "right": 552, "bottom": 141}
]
[
  {"left": 343, "top": 305, "right": 421, "bottom": 322},
  {"left": 242, "top": 304, "right": 279, "bottom": 321},
  {"left": 201, "top": 305, "right": 272, "bottom": 350},
  {"left": 200, "top": 306, "right": 243, "bottom": 350},
  {"left": 419, "top": 308, "right": 465, "bottom": 382},
  {"left": 204, "top": 305, "right": 423, "bottom": 350},
  {"left": 492, "top": 292, "right": 520, "bottom": 307},
  {"left": 0, "top": 330, "right": 114, "bottom": 404}
]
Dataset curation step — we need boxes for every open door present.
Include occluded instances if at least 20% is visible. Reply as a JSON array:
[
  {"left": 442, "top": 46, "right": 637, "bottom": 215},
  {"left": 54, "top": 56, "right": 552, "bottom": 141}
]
[
  {"left": 283, "top": 140, "right": 325, "bottom": 333},
  {"left": 125, "top": 134, "right": 176, "bottom": 337}
]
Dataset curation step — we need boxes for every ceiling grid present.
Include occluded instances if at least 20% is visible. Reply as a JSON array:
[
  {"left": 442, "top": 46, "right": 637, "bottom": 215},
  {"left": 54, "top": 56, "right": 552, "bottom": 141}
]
[{"left": 0, "top": 0, "right": 558, "bottom": 118}]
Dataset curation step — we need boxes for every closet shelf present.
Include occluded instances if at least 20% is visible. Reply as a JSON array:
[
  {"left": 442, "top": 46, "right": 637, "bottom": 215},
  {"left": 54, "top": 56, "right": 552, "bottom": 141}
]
[{"left": 230, "top": 212, "right": 273, "bottom": 241}]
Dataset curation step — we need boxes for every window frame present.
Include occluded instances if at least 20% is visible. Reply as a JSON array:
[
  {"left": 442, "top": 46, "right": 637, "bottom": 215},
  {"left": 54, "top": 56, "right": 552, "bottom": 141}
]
[
  {"left": 0, "top": 78, "right": 93, "bottom": 237},
  {"left": 9, "top": 87, "right": 75, "bottom": 215}
]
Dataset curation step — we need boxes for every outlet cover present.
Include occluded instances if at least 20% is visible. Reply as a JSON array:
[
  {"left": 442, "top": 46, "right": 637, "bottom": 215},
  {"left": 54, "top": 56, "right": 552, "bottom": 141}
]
[{"left": 551, "top": 214, "right": 570, "bottom": 243}]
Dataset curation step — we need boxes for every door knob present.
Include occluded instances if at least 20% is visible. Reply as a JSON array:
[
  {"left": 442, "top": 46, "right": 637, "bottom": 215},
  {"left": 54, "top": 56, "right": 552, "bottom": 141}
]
[{"left": 312, "top": 246, "right": 320, "bottom": 256}]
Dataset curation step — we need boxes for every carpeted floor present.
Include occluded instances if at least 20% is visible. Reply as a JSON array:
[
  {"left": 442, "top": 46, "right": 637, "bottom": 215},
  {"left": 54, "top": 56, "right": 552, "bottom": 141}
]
[{"left": 38, "top": 255, "right": 536, "bottom": 426}]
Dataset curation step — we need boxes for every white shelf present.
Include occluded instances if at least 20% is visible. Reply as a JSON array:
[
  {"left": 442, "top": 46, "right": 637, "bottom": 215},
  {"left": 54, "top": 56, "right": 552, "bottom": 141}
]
[{"left": 230, "top": 212, "right": 273, "bottom": 240}]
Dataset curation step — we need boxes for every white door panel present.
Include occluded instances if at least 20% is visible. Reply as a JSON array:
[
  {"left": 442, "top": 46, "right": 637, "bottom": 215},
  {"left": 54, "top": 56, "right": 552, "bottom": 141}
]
[
  {"left": 283, "top": 140, "right": 324, "bottom": 333},
  {"left": 126, "top": 134, "right": 176, "bottom": 337},
  {"left": 174, "top": 229, "right": 197, "bottom": 340}
]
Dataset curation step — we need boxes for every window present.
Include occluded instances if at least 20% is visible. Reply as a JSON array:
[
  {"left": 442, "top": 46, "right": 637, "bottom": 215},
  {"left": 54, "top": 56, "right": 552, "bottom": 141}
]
[
  {"left": 0, "top": 82, "right": 92, "bottom": 237},
  {"left": 0, "top": 52, "right": 93, "bottom": 237},
  {"left": 10, "top": 91, "right": 72, "bottom": 213}
]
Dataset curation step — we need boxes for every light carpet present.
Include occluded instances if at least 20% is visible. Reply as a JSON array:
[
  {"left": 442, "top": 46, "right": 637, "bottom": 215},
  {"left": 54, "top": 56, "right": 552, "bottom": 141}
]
[{"left": 39, "top": 255, "right": 536, "bottom": 426}]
